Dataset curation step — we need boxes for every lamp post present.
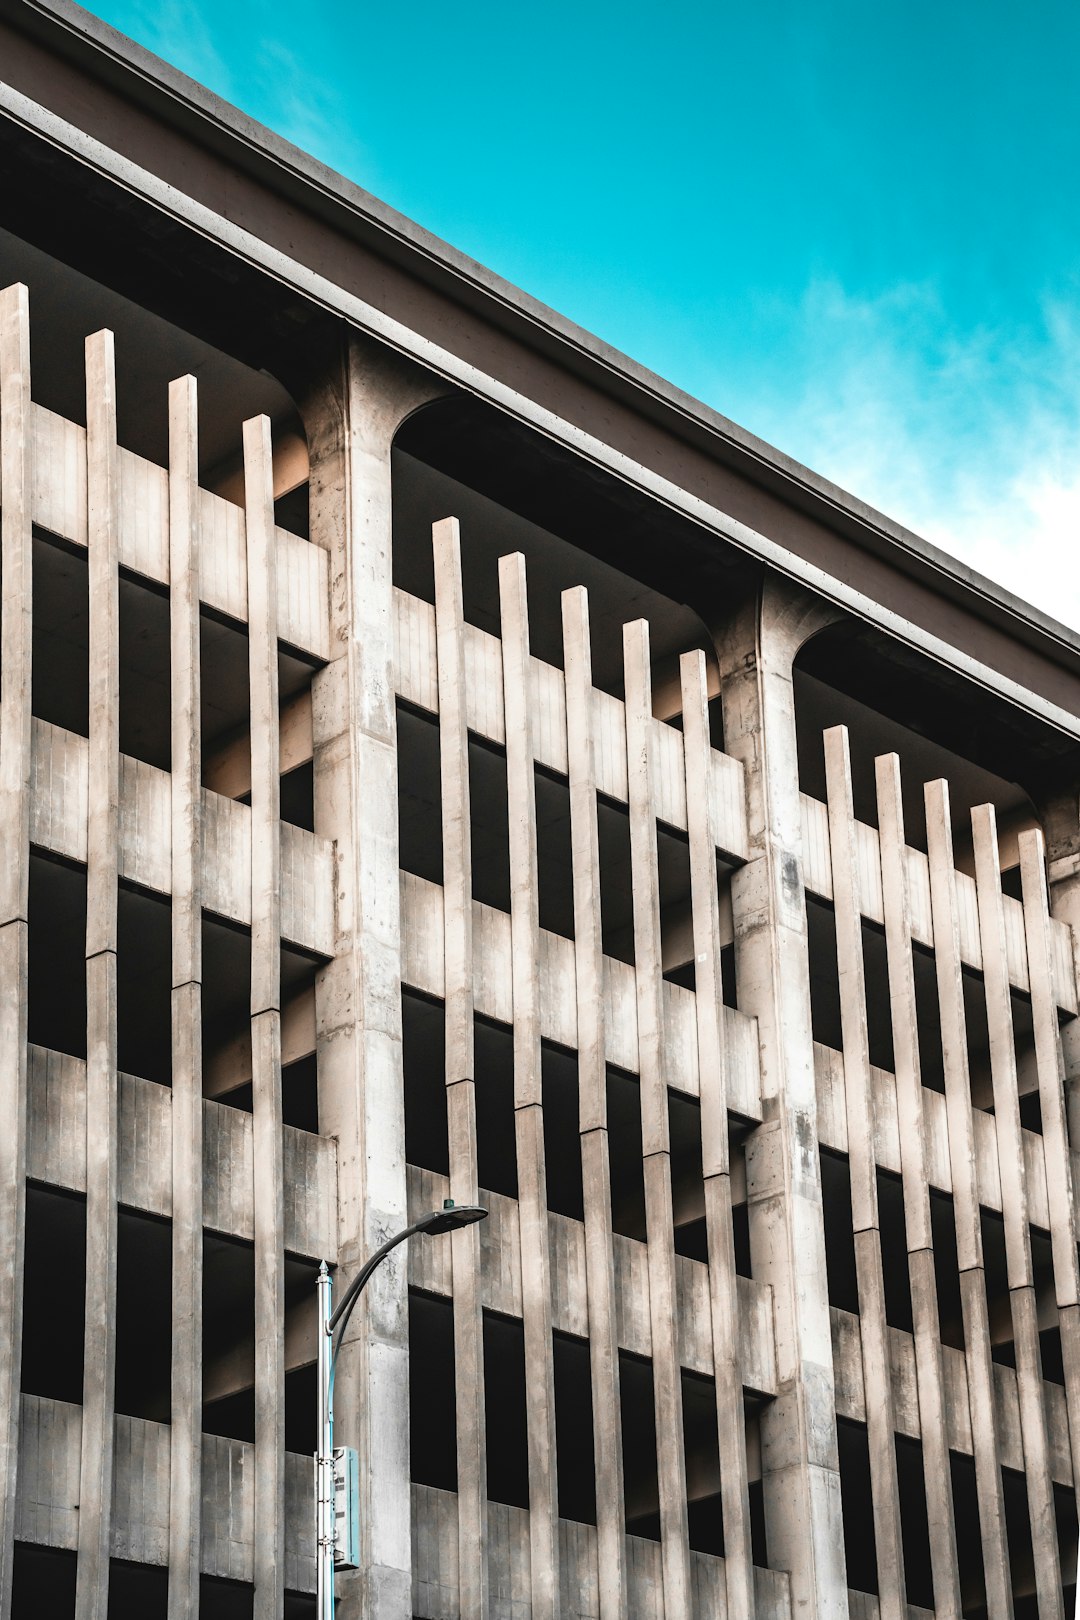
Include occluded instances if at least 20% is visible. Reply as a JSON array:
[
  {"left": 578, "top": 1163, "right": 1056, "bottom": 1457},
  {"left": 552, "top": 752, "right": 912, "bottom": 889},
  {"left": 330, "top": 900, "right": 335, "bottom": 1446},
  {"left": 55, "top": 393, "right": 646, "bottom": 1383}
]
[{"left": 316, "top": 1199, "right": 488, "bottom": 1620}]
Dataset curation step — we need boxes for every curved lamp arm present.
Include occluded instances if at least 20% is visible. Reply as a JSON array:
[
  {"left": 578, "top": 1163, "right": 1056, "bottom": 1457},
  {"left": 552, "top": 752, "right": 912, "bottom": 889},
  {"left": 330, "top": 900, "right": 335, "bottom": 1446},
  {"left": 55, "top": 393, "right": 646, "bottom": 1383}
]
[{"left": 325, "top": 1200, "right": 487, "bottom": 1383}]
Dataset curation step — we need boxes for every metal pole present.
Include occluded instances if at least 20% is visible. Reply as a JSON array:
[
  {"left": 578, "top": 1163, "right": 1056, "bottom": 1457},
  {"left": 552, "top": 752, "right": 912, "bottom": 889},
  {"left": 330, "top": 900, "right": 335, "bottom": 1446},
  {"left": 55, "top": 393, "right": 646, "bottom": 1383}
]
[{"left": 316, "top": 1260, "right": 335, "bottom": 1620}]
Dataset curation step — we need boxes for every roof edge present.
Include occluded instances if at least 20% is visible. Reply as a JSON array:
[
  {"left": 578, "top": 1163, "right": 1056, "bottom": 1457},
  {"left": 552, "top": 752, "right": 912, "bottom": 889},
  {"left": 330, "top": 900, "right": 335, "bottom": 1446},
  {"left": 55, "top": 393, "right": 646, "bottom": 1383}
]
[{"left": 5, "top": 0, "right": 1080, "bottom": 674}]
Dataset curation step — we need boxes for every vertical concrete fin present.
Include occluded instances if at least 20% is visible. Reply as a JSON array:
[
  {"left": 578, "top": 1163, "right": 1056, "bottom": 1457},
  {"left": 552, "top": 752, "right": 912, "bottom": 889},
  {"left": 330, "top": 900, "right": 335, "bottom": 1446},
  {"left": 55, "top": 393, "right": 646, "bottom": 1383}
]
[
  {"left": 77, "top": 325, "right": 121, "bottom": 1620},
  {"left": 875, "top": 752, "right": 961, "bottom": 1618},
  {"left": 245, "top": 412, "right": 286, "bottom": 1620},
  {"left": 823, "top": 724, "right": 906, "bottom": 1619},
  {"left": 924, "top": 778, "right": 1013, "bottom": 1620},
  {"left": 681, "top": 647, "right": 756, "bottom": 1620},
  {"left": 972, "top": 804, "right": 1062, "bottom": 1616},
  {"left": 623, "top": 616, "right": 691, "bottom": 1617},
  {"left": 562, "top": 584, "right": 627, "bottom": 1620},
  {"left": 433, "top": 515, "right": 488, "bottom": 1620},
  {"left": 0, "top": 279, "right": 31, "bottom": 1617},
  {"left": 499, "top": 550, "right": 559, "bottom": 1620},
  {"left": 167, "top": 372, "right": 204, "bottom": 1619}
]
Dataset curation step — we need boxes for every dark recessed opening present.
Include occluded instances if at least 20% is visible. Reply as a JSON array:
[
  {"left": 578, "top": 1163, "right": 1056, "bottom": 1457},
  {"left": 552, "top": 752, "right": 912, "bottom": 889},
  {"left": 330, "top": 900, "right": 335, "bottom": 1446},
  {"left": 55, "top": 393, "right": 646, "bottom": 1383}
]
[
  {"left": 107, "top": 1559, "right": 168, "bottom": 1619},
  {"left": 620, "top": 1351, "right": 659, "bottom": 1541},
  {"left": 28, "top": 853, "right": 87, "bottom": 1062},
  {"left": 117, "top": 885, "right": 172, "bottom": 1087},
  {"left": 536, "top": 767, "right": 574, "bottom": 941},
  {"left": 543, "top": 1044, "right": 583, "bottom": 1222},
  {"left": 202, "top": 1232, "right": 254, "bottom": 1442},
  {"left": 669, "top": 1091, "right": 706, "bottom": 1262},
  {"left": 470, "top": 738, "right": 510, "bottom": 915},
  {"left": 402, "top": 991, "right": 449, "bottom": 1178},
  {"left": 554, "top": 1331, "right": 596, "bottom": 1525},
  {"left": 22, "top": 1183, "right": 86, "bottom": 1403},
  {"left": 896, "top": 1436, "right": 934, "bottom": 1611},
  {"left": 11, "top": 1544, "right": 77, "bottom": 1618},
  {"left": 820, "top": 1150, "right": 859, "bottom": 1316},
  {"left": 408, "top": 1289, "right": 457, "bottom": 1492},
  {"left": 280, "top": 760, "right": 314, "bottom": 832},
  {"left": 683, "top": 1368, "right": 723, "bottom": 1555},
  {"left": 483, "top": 1312, "right": 529, "bottom": 1510},
  {"left": 32, "top": 534, "right": 89, "bottom": 737},
  {"left": 396, "top": 704, "right": 442, "bottom": 887},
  {"left": 608, "top": 1068, "right": 646, "bottom": 1243},
  {"left": 475, "top": 1019, "right": 517, "bottom": 1201},
  {"left": 877, "top": 1170, "right": 913, "bottom": 1334},
  {"left": 119, "top": 574, "right": 171, "bottom": 771},
  {"left": 115, "top": 1207, "right": 172, "bottom": 1422},
  {"left": 837, "top": 1418, "right": 877, "bottom": 1595}
]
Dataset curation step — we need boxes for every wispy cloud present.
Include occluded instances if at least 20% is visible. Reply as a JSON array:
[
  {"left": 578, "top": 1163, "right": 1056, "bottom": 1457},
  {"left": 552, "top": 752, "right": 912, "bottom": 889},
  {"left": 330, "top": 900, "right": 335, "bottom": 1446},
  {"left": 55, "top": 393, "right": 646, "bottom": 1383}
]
[
  {"left": 730, "top": 279, "right": 1080, "bottom": 632},
  {"left": 100, "top": 1, "right": 376, "bottom": 189}
]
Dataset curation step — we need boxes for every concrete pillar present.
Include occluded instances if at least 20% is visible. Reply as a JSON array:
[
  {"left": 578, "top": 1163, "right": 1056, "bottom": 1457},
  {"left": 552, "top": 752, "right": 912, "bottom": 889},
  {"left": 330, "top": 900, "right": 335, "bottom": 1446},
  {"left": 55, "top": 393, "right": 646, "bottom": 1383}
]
[
  {"left": 716, "top": 573, "right": 848, "bottom": 1620},
  {"left": 300, "top": 334, "right": 444, "bottom": 1620}
]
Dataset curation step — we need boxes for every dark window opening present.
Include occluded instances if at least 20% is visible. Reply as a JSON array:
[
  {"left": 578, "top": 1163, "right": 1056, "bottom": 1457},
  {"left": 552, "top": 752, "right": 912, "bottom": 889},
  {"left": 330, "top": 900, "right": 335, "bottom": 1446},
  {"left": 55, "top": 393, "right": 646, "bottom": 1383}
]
[
  {"left": 620, "top": 1351, "right": 660, "bottom": 1541},
  {"left": 408, "top": 1290, "right": 456, "bottom": 1492},
  {"left": 733, "top": 1200, "right": 752, "bottom": 1279},
  {"left": 608, "top": 1068, "right": 646, "bottom": 1243},
  {"left": 806, "top": 899, "right": 842, "bottom": 1054},
  {"left": 912, "top": 943, "right": 945, "bottom": 1095},
  {"left": 484, "top": 1312, "right": 529, "bottom": 1509},
  {"left": 402, "top": 991, "right": 449, "bottom": 1177},
  {"left": 201, "top": 612, "right": 250, "bottom": 794},
  {"left": 28, "top": 853, "right": 87, "bottom": 1062},
  {"left": 931, "top": 1191, "right": 965, "bottom": 1351},
  {"left": 119, "top": 574, "right": 171, "bottom": 771},
  {"left": 981, "top": 1211, "right": 1015, "bottom": 1370},
  {"left": 950, "top": 1453, "right": 987, "bottom": 1613},
  {"left": 838, "top": 1418, "right": 878, "bottom": 1595},
  {"left": 598, "top": 798, "right": 634, "bottom": 966},
  {"left": 861, "top": 922, "right": 895, "bottom": 1074},
  {"left": 202, "top": 1232, "right": 255, "bottom": 1443},
  {"left": 476, "top": 1018, "right": 517, "bottom": 1201},
  {"left": 877, "top": 1171, "right": 913, "bottom": 1334},
  {"left": 200, "top": 1576, "right": 255, "bottom": 1619},
  {"left": 117, "top": 885, "right": 172, "bottom": 1087},
  {"left": 280, "top": 761, "right": 314, "bottom": 833},
  {"left": 22, "top": 1184, "right": 86, "bottom": 1403},
  {"left": 554, "top": 1332, "right": 596, "bottom": 1524},
  {"left": 33, "top": 534, "right": 89, "bottom": 738},
  {"left": 284, "top": 1363, "right": 316, "bottom": 1456},
  {"left": 657, "top": 825, "right": 693, "bottom": 989},
  {"left": 683, "top": 1368, "right": 723, "bottom": 1556},
  {"left": 396, "top": 704, "right": 442, "bottom": 887},
  {"left": 115, "top": 1208, "right": 172, "bottom": 1422},
  {"left": 282, "top": 1053, "right": 319, "bottom": 1134},
  {"left": 896, "top": 1436, "right": 934, "bottom": 1611},
  {"left": 274, "top": 482, "right": 309, "bottom": 540},
  {"left": 470, "top": 738, "right": 511, "bottom": 914},
  {"left": 536, "top": 767, "right": 574, "bottom": 940},
  {"left": 11, "top": 1545, "right": 77, "bottom": 1618},
  {"left": 107, "top": 1559, "right": 168, "bottom": 1619},
  {"left": 543, "top": 1044, "right": 584, "bottom": 1222},
  {"left": 201, "top": 915, "right": 251, "bottom": 1107},
  {"left": 669, "top": 1091, "right": 706, "bottom": 1262},
  {"left": 820, "top": 1151, "right": 859, "bottom": 1316},
  {"left": 1003, "top": 1465, "right": 1036, "bottom": 1608}
]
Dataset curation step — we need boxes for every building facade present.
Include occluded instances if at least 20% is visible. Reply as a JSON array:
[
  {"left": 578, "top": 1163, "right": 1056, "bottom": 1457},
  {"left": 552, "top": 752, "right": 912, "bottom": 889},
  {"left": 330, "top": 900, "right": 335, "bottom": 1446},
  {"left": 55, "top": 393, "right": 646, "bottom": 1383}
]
[{"left": 2, "top": 3, "right": 1080, "bottom": 1617}]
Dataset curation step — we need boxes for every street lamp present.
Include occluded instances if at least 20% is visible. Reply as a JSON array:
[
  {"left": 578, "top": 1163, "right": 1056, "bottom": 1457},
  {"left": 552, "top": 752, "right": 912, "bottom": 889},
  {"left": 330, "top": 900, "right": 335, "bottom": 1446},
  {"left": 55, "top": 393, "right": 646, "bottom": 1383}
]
[{"left": 316, "top": 1199, "right": 488, "bottom": 1620}]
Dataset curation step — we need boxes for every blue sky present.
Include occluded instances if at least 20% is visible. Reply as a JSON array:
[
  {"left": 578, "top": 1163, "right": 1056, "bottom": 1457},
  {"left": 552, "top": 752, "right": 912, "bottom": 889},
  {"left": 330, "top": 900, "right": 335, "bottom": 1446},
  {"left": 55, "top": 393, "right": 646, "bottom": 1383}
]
[{"left": 89, "top": 0, "right": 1080, "bottom": 626}]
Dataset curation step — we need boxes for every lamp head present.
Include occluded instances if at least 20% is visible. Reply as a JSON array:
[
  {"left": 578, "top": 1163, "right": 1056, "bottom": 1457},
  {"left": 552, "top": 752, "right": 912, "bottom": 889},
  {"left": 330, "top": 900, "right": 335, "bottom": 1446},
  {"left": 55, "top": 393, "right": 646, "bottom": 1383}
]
[{"left": 415, "top": 1199, "right": 488, "bottom": 1235}]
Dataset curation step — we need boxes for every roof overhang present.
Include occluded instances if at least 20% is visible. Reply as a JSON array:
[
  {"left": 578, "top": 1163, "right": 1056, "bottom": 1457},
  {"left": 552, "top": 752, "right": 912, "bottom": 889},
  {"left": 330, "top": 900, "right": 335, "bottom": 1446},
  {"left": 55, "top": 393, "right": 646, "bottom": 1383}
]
[{"left": 2, "top": 0, "right": 1079, "bottom": 742}]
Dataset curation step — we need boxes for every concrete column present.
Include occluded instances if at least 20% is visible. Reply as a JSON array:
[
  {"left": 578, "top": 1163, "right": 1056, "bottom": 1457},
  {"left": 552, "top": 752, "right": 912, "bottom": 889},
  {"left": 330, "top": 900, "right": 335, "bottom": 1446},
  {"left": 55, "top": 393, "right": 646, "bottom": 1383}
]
[
  {"left": 716, "top": 574, "right": 848, "bottom": 1620},
  {"left": 300, "top": 335, "right": 444, "bottom": 1620}
]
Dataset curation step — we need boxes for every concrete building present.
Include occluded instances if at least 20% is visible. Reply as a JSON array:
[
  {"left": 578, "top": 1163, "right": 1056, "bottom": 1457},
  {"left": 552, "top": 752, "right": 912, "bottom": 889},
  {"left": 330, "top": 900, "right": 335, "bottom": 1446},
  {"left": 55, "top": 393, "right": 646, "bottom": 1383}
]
[{"left": 1, "top": 2, "right": 1080, "bottom": 1616}]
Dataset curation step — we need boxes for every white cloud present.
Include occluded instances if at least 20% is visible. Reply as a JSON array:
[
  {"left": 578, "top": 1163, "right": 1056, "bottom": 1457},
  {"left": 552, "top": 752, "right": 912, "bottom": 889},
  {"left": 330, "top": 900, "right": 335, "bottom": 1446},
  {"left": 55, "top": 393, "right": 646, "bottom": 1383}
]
[{"left": 731, "top": 279, "right": 1080, "bottom": 632}]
